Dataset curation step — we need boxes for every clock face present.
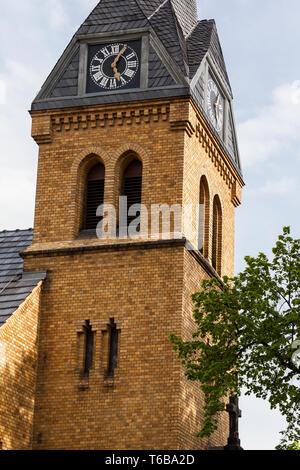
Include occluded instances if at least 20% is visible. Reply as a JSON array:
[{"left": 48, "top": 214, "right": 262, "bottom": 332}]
[
  {"left": 86, "top": 41, "right": 141, "bottom": 93},
  {"left": 207, "top": 76, "right": 224, "bottom": 135}
]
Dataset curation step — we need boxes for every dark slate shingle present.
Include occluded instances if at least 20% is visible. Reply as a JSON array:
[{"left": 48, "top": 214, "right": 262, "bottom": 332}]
[
  {"left": 0, "top": 229, "right": 46, "bottom": 328},
  {"left": 148, "top": 45, "right": 175, "bottom": 88},
  {"left": 0, "top": 230, "right": 33, "bottom": 284},
  {"left": 187, "top": 19, "right": 231, "bottom": 89}
]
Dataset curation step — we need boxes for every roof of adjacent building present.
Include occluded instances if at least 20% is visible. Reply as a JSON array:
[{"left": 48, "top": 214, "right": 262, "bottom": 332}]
[{"left": 0, "top": 230, "right": 46, "bottom": 328}]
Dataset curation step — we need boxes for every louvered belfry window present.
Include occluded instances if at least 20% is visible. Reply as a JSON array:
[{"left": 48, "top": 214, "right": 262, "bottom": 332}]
[
  {"left": 84, "top": 163, "right": 105, "bottom": 230},
  {"left": 212, "top": 195, "right": 222, "bottom": 274},
  {"left": 122, "top": 159, "right": 142, "bottom": 229},
  {"left": 199, "top": 176, "right": 210, "bottom": 257}
]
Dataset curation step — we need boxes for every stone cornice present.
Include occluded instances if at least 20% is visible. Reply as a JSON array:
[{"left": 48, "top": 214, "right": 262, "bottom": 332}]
[
  {"left": 51, "top": 104, "right": 170, "bottom": 133},
  {"left": 22, "top": 238, "right": 186, "bottom": 258},
  {"left": 30, "top": 100, "right": 172, "bottom": 141},
  {"left": 22, "top": 237, "right": 222, "bottom": 283},
  {"left": 185, "top": 241, "right": 223, "bottom": 285}
]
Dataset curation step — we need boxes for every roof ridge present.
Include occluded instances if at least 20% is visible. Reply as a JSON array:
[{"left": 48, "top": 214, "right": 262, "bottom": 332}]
[
  {"left": 147, "top": 0, "right": 188, "bottom": 77},
  {"left": 185, "top": 20, "right": 199, "bottom": 40},
  {"left": 147, "top": 0, "right": 169, "bottom": 20},
  {"left": 168, "top": 1, "right": 189, "bottom": 75},
  {"left": 188, "top": 18, "right": 215, "bottom": 38}
]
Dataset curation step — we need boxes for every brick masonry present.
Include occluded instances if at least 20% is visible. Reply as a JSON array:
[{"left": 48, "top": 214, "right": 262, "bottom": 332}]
[
  {"left": 1, "top": 95, "right": 243, "bottom": 449},
  {"left": 0, "top": 283, "right": 42, "bottom": 450}
]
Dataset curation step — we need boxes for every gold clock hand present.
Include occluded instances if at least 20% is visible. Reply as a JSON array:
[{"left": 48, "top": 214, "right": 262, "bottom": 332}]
[
  {"left": 111, "top": 44, "right": 127, "bottom": 69},
  {"left": 214, "top": 94, "right": 220, "bottom": 110},
  {"left": 214, "top": 94, "right": 220, "bottom": 123},
  {"left": 111, "top": 44, "right": 127, "bottom": 82},
  {"left": 112, "top": 67, "right": 121, "bottom": 81}
]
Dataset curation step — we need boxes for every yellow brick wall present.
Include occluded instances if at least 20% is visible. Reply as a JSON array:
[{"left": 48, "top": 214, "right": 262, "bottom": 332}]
[
  {"left": 23, "top": 246, "right": 184, "bottom": 450},
  {"left": 31, "top": 101, "right": 183, "bottom": 243},
  {"left": 182, "top": 102, "right": 241, "bottom": 277},
  {"left": 178, "top": 250, "right": 229, "bottom": 450},
  {"left": 20, "top": 96, "right": 243, "bottom": 450},
  {"left": 0, "top": 283, "right": 42, "bottom": 450}
]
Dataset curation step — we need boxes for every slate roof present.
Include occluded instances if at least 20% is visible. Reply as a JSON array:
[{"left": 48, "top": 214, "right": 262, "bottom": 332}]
[
  {"left": 146, "top": 0, "right": 188, "bottom": 77},
  {"left": 31, "top": 0, "right": 241, "bottom": 174},
  {"left": 32, "top": 0, "right": 231, "bottom": 107},
  {"left": 0, "top": 230, "right": 46, "bottom": 328},
  {"left": 187, "top": 20, "right": 231, "bottom": 88},
  {"left": 49, "top": 49, "right": 80, "bottom": 99},
  {"left": 77, "top": 0, "right": 148, "bottom": 36},
  {"left": 77, "top": 0, "right": 189, "bottom": 78}
]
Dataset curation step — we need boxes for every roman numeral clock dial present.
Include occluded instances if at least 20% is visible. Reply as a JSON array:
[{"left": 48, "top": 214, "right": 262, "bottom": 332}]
[
  {"left": 207, "top": 76, "right": 224, "bottom": 136},
  {"left": 86, "top": 41, "right": 141, "bottom": 93}
]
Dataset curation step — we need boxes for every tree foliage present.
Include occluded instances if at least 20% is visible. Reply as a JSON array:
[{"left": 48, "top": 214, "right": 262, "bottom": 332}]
[
  {"left": 286, "top": 441, "right": 300, "bottom": 450},
  {"left": 170, "top": 227, "right": 300, "bottom": 448}
]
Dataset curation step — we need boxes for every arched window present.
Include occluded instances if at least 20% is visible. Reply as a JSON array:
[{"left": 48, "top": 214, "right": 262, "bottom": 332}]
[
  {"left": 212, "top": 195, "right": 222, "bottom": 274},
  {"left": 121, "top": 159, "right": 142, "bottom": 229},
  {"left": 198, "top": 176, "right": 210, "bottom": 257},
  {"left": 84, "top": 162, "right": 105, "bottom": 230}
]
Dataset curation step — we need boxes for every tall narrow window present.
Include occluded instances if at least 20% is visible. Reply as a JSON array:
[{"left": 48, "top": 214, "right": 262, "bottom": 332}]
[
  {"left": 122, "top": 159, "right": 142, "bottom": 230},
  {"left": 212, "top": 195, "right": 222, "bottom": 274},
  {"left": 83, "top": 320, "right": 94, "bottom": 377},
  {"left": 108, "top": 319, "right": 119, "bottom": 377},
  {"left": 198, "top": 176, "right": 210, "bottom": 257},
  {"left": 84, "top": 163, "right": 105, "bottom": 230}
]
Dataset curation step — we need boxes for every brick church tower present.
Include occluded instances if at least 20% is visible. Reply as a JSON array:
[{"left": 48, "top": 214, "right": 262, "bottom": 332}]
[{"left": 0, "top": 0, "right": 243, "bottom": 450}]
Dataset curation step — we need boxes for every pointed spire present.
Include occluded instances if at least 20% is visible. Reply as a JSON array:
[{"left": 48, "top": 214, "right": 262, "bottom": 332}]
[
  {"left": 76, "top": 0, "right": 147, "bottom": 37},
  {"left": 171, "top": 0, "right": 198, "bottom": 37}
]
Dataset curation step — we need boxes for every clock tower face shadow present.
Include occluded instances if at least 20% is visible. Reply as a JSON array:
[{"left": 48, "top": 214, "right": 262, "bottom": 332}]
[{"left": 86, "top": 40, "right": 142, "bottom": 93}]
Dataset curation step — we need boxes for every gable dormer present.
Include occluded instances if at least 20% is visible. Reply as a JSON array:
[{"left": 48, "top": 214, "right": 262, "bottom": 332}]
[
  {"left": 31, "top": 0, "right": 242, "bottom": 174},
  {"left": 32, "top": 0, "right": 190, "bottom": 111},
  {"left": 187, "top": 20, "right": 241, "bottom": 171}
]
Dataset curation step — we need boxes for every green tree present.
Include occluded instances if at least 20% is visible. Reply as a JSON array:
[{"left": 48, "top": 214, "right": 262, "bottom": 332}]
[
  {"left": 170, "top": 227, "right": 300, "bottom": 448},
  {"left": 286, "top": 441, "right": 300, "bottom": 450}
]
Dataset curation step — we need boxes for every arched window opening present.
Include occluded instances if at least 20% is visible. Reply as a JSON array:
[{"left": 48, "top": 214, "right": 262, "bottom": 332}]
[
  {"left": 84, "top": 162, "right": 105, "bottom": 230},
  {"left": 122, "top": 159, "right": 142, "bottom": 230},
  {"left": 212, "top": 195, "right": 222, "bottom": 275},
  {"left": 198, "top": 176, "right": 210, "bottom": 257}
]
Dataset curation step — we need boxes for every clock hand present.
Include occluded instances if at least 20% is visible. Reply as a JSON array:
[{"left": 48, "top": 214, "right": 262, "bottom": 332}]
[
  {"left": 112, "top": 66, "right": 121, "bottom": 81},
  {"left": 111, "top": 44, "right": 127, "bottom": 69},
  {"left": 111, "top": 44, "right": 127, "bottom": 82},
  {"left": 214, "top": 94, "right": 220, "bottom": 111},
  {"left": 214, "top": 94, "right": 220, "bottom": 123}
]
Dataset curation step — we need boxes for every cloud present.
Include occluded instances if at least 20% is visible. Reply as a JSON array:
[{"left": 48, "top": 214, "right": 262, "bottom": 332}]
[
  {"left": 0, "top": 78, "right": 6, "bottom": 104},
  {"left": 48, "top": 0, "right": 68, "bottom": 29},
  {"left": 0, "top": 59, "right": 44, "bottom": 173},
  {"left": 0, "top": 168, "right": 35, "bottom": 231},
  {"left": 237, "top": 81, "right": 300, "bottom": 167},
  {"left": 258, "top": 177, "right": 297, "bottom": 195},
  {"left": 5, "top": 60, "right": 42, "bottom": 93},
  {"left": 261, "top": 177, "right": 297, "bottom": 195}
]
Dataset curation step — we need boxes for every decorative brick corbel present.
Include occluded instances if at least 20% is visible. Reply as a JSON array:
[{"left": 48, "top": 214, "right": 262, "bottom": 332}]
[
  {"left": 231, "top": 180, "right": 242, "bottom": 207},
  {"left": 169, "top": 102, "right": 195, "bottom": 137},
  {"left": 31, "top": 114, "right": 52, "bottom": 144}
]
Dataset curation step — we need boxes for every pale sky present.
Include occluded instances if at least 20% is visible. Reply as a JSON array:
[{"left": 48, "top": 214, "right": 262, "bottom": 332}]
[{"left": 0, "top": 0, "right": 299, "bottom": 450}]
